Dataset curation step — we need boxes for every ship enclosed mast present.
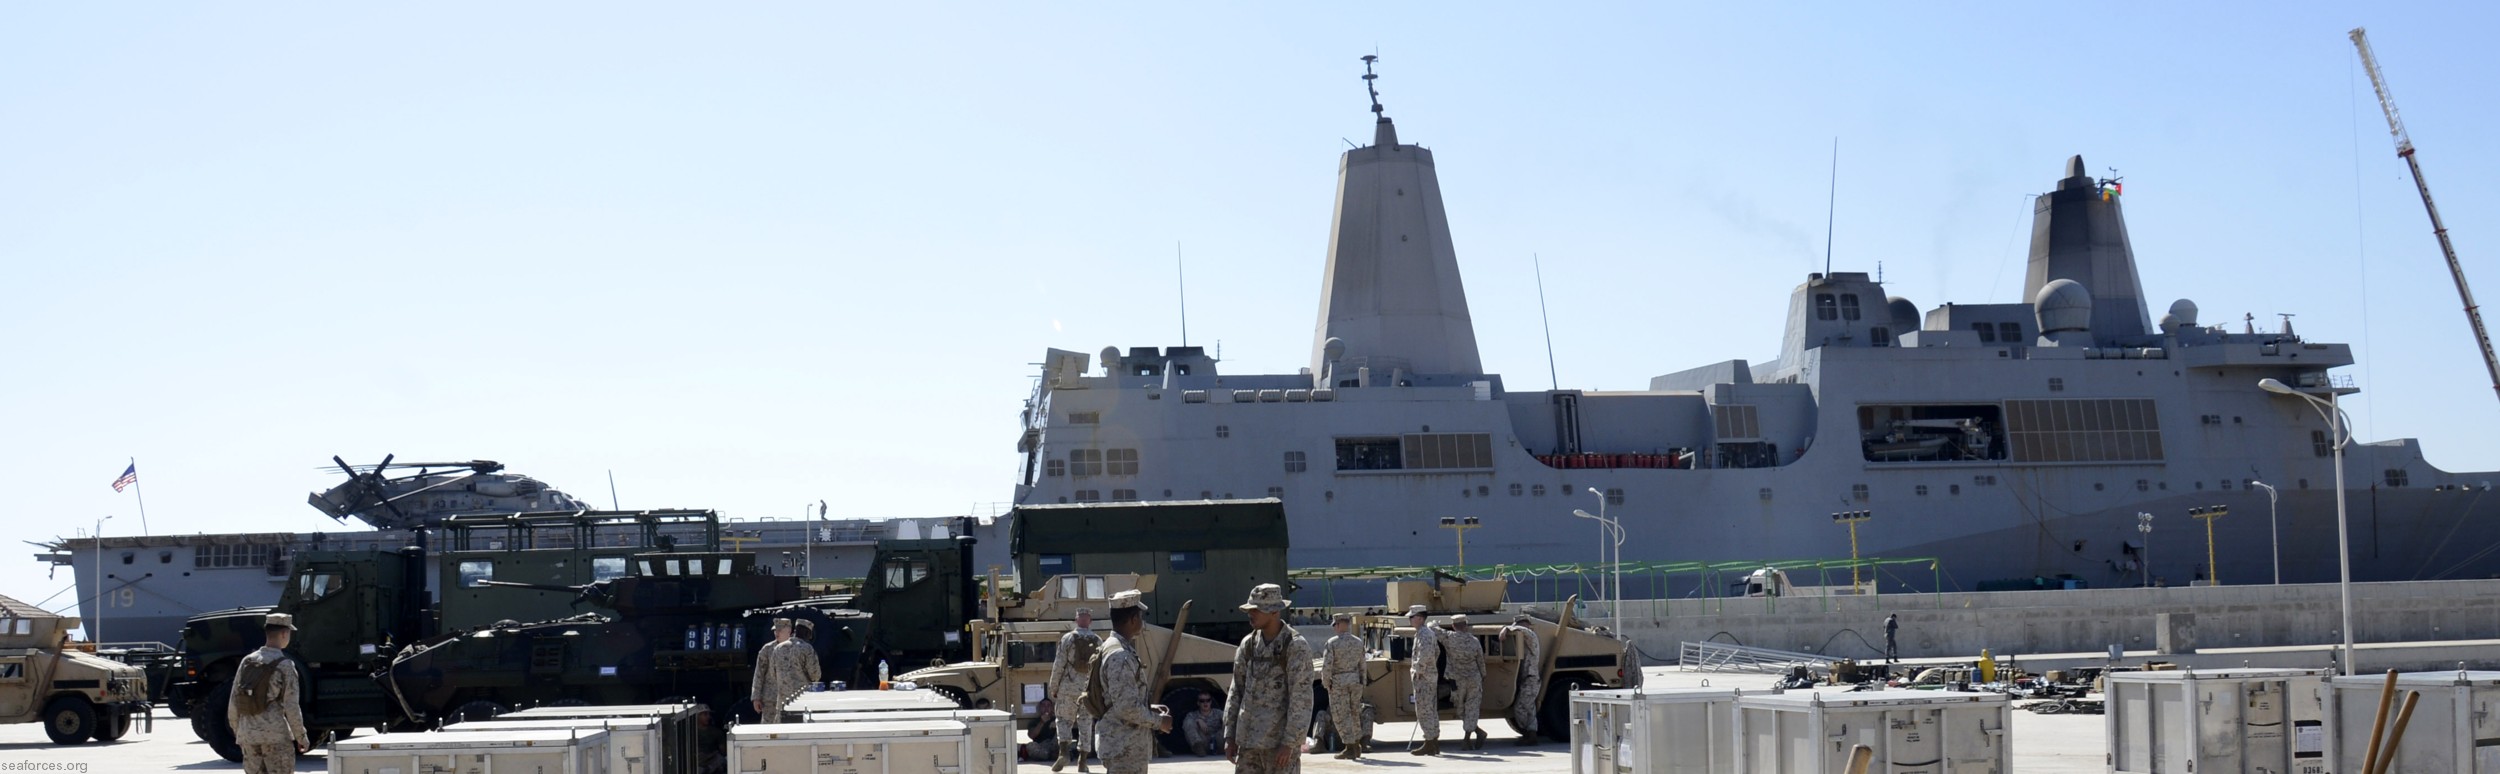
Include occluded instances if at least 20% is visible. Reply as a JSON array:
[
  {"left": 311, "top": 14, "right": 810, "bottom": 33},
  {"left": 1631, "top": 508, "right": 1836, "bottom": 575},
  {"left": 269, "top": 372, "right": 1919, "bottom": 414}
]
[{"left": 2351, "top": 27, "right": 2500, "bottom": 409}]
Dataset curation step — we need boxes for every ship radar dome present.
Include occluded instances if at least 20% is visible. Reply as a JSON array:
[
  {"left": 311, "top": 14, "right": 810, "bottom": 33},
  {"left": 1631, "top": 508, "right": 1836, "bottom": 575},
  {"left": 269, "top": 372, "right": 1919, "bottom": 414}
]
[
  {"left": 2168, "top": 299, "right": 2199, "bottom": 326},
  {"left": 1322, "top": 337, "right": 1346, "bottom": 363},
  {"left": 2035, "top": 279, "right": 2094, "bottom": 335},
  {"left": 1886, "top": 297, "right": 1920, "bottom": 330}
]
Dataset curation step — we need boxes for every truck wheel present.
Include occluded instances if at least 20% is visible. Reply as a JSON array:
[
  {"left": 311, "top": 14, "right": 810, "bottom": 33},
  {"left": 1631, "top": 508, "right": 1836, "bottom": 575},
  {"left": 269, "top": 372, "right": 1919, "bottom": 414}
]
[
  {"left": 194, "top": 683, "right": 244, "bottom": 762},
  {"left": 1536, "top": 676, "right": 1589, "bottom": 744},
  {"left": 41, "top": 696, "right": 96, "bottom": 745},
  {"left": 93, "top": 708, "right": 132, "bottom": 742}
]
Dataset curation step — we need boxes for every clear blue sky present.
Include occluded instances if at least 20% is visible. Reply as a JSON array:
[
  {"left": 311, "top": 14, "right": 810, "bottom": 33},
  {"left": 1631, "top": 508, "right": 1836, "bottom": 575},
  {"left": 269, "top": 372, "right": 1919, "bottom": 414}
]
[{"left": 6, "top": 4, "right": 2496, "bottom": 620}]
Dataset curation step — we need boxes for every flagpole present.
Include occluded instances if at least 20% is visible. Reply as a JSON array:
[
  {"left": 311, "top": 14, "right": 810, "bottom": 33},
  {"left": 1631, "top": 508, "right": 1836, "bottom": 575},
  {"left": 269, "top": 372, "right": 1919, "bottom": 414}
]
[{"left": 130, "top": 457, "right": 150, "bottom": 535}]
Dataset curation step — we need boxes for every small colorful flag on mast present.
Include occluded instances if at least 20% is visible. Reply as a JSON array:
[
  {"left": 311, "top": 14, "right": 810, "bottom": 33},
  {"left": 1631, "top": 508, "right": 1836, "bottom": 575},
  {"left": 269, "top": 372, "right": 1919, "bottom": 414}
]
[{"left": 110, "top": 460, "right": 150, "bottom": 535}]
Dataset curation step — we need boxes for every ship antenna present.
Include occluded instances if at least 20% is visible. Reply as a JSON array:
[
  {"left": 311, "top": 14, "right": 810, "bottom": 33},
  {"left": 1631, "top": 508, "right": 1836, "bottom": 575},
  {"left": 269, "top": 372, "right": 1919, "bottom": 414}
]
[
  {"left": 1177, "top": 241, "right": 1188, "bottom": 347},
  {"left": 1362, "top": 54, "right": 1384, "bottom": 117},
  {"left": 1823, "top": 137, "right": 1839, "bottom": 276},
  {"left": 1534, "top": 253, "right": 1560, "bottom": 390}
]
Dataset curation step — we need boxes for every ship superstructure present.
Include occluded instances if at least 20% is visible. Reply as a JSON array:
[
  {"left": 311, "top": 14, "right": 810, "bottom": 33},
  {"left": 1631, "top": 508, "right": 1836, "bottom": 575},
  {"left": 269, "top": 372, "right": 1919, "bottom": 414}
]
[{"left": 1013, "top": 80, "right": 2500, "bottom": 593}]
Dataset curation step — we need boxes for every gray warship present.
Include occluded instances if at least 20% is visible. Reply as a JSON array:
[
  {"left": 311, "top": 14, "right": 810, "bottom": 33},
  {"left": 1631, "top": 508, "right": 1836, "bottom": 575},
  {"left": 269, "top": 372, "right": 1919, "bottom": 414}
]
[{"left": 1011, "top": 75, "right": 2500, "bottom": 593}]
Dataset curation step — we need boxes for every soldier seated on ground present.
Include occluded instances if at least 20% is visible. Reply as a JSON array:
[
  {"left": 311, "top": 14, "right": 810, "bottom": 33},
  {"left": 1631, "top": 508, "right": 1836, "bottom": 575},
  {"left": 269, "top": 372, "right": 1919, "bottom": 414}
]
[
  {"left": 1183, "top": 693, "right": 1224, "bottom": 756},
  {"left": 1023, "top": 698, "right": 1063, "bottom": 762}
]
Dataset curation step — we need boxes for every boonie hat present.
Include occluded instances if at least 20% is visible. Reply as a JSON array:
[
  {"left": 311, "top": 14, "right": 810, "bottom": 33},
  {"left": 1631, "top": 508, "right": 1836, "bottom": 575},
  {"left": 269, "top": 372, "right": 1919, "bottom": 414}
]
[
  {"left": 265, "top": 613, "right": 297, "bottom": 630},
  {"left": 1239, "top": 584, "right": 1290, "bottom": 613}
]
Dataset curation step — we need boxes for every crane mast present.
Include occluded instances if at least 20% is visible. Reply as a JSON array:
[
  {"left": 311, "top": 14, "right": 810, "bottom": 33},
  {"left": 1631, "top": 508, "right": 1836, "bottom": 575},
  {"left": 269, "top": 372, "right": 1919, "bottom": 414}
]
[{"left": 2350, "top": 27, "right": 2500, "bottom": 408}]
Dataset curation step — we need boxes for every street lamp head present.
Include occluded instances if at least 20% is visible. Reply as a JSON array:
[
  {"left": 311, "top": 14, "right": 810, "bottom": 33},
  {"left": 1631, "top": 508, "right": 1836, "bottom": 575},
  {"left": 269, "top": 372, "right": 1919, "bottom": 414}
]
[
  {"left": 2257, "top": 378, "right": 2296, "bottom": 395},
  {"left": 1440, "top": 517, "right": 1457, "bottom": 526},
  {"left": 1587, "top": 487, "right": 1603, "bottom": 497},
  {"left": 1572, "top": 509, "right": 1597, "bottom": 520}
]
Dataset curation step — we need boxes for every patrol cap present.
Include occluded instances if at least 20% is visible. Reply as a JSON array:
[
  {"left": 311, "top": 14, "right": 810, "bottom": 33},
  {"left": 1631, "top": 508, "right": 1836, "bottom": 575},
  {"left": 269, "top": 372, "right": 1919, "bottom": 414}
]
[
  {"left": 772, "top": 617, "right": 794, "bottom": 629},
  {"left": 1074, "top": 607, "right": 1096, "bottom": 618},
  {"left": 264, "top": 613, "right": 297, "bottom": 630},
  {"left": 1405, "top": 605, "right": 1429, "bottom": 618},
  {"left": 1239, "top": 584, "right": 1289, "bottom": 613},
  {"left": 1451, "top": 614, "right": 1470, "bottom": 627},
  {"left": 1109, "top": 589, "right": 1149, "bottom": 611},
  {"left": 1331, "top": 612, "right": 1354, "bottom": 624}
]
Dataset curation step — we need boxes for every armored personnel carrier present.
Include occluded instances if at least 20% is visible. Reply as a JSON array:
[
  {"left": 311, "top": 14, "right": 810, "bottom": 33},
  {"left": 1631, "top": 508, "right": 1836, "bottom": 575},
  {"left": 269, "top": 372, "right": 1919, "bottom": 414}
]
[{"left": 1338, "top": 584, "right": 1637, "bottom": 742}]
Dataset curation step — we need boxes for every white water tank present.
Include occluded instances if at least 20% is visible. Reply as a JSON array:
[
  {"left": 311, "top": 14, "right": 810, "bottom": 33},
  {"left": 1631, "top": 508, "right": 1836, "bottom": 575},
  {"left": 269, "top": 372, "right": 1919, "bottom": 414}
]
[
  {"left": 2105, "top": 667, "right": 2331, "bottom": 774},
  {"left": 1737, "top": 689, "right": 2010, "bottom": 774},
  {"left": 1571, "top": 686, "right": 1742, "bottom": 774}
]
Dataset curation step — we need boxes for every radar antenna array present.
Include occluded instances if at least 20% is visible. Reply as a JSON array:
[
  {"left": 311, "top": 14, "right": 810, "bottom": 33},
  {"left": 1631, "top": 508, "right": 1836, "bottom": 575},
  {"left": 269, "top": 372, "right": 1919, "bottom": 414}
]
[{"left": 1361, "top": 54, "right": 1384, "bottom": 116}]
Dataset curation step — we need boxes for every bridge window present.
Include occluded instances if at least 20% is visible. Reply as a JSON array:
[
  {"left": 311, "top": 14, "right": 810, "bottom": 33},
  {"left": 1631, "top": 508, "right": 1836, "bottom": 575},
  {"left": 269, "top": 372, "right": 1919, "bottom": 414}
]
[
  {"left": 1972, "top": 322, "right": 1997, "bottom": 343},
  {"left": 2385, "top": 469, "right": 2409, "bottom": 488},
  {"left": 1840, "top": 294, "right": 1862, "bottom": 321},
  {"left": 1871, "top": 327, "right": 1891, "bottom": 346},
  {"left": 1068, "top": 449, "right": 1102, "bottom": 477},
  {"left": 1815, "top": 294, "right": 1838, "bottom": 321},
  {"left": 1045, "top": 459, "right": 1066, "bottom": 477},
  {"left": 1999, "top": 323, "right": 2021, "bottom": 343},
  {"left": 1105, "top": 448, "right": 1139, "bottom": 476}
]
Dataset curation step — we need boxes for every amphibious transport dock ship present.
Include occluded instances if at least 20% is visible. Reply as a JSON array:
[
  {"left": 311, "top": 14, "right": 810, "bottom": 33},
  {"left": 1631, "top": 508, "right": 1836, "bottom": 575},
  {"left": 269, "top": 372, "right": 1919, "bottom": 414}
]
[{"left": 1012, "top": 77, "right": 2500, "bottom": 593}]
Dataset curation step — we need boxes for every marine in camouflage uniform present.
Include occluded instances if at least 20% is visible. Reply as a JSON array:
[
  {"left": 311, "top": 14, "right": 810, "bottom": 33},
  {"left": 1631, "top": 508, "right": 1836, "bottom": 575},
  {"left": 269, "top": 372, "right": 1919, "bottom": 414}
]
[
  {"left": 1095, "top": 591, "right": 1168, "bottom": 774},
  {"left": 1441, "top": 615, "right": 1487, "bottom": 750},
  {"left": 1224, "top": 584, "right": 1313, "bottom": 774},
  {"left": 750, "top": 618, "right": 820, "bottom": 722},
  {"left": 1403, "top": 605, "right": 1443, "bottom": 755},
  {"left": 228, "top": 613, "right": 308, "bottom": 774},
  {"left": 1181, "top": 697, "right": 1223, "bottom": 755},
  {"left": 1504, "top": 614, "right": 1544, "bottom": 744},
  {"left": 1048, "top": 608, "right": 1103, "bottom": 772},
  {"left": 1320, "top": 612, "right": 1369, "bottom": 759}
]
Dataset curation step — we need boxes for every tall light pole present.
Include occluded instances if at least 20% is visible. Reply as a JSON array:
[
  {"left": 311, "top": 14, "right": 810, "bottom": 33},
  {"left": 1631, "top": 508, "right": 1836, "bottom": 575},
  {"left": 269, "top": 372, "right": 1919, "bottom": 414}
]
[
  {"left": 1438, "top": 516, "right": 1482, "bottom": 567},
  {"left": 1575, "top": 493, "right": 1624, "bottom": 639},
  {"left": 93, "top": 515, "right": 113, "bottom": 644},
  {"left": 2260, "top": 377, "right": 2356, "bottom": 675},
  {"left": 2250, "top": 481, "right": 2281, "bottom": 584},
  {"left": 2135, "top": 512, "right": 2154, "bottom": 588},
  {"left": 2188, "top": 506, "right": 2229, "bottom": 584},
  {"left": 1831, "top": 510, "right": 1873, "bottom": 590}
]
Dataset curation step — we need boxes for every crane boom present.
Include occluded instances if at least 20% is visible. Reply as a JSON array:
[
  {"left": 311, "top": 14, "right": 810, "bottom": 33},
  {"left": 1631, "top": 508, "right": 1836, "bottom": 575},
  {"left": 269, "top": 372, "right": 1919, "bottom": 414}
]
[{"left": 2351, "top": 27, "right": 2500, "bottom": 409}]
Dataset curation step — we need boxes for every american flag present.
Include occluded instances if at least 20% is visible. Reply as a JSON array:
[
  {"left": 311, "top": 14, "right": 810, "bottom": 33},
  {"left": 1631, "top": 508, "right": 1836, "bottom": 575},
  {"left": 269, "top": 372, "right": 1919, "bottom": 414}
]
[{"left": 111, "top": 464, "right": 137, "bottom": 493}]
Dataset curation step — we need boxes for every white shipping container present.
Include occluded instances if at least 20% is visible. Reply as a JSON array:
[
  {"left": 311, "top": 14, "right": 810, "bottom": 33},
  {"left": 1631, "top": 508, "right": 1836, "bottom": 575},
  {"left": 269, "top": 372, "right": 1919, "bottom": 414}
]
[
  {"left": 440, "top": 718, "right": 673, "bottom": 774},
  {"left": 494, "top": 703, "right": 705, "bottom": 774},
  {"left": 729, "top": 718, "right": 974, "bottom": 774},
  {"left": 785, "top": 689, "right": 963, "bottom": 715},
  {"left": 1570, "top": 686, "right": 1742, "bottom": 774},
  {"left": 329, "top": 728, "right": 612, "bottom": 774},
  {"left": 2325, "top": 670, "right": 2500, "bottom": 774},
  {"left": 1738, "top": 690, "right": 2009, "bottom": 774},
  {"left": 796, "top": 709, "right": 1014, "bottom": 774},
  {"left": 2104, "top": 667, "right": 2332, "bottom": 774}
]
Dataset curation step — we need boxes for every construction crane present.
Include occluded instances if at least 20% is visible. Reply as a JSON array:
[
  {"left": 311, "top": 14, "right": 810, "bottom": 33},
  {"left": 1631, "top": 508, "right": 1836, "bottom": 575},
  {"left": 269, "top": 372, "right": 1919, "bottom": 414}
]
[{"left": 2351, "top": 27, "right": 2500, "bottom": 409}]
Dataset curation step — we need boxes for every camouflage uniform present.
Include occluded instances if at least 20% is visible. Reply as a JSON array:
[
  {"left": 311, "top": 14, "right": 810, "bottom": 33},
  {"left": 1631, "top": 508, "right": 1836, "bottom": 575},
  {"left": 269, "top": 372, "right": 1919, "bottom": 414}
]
[
  {"left": 228, "top": 645, "right": 307, "bottom": 774},
  {"left": 1505, "top": 621, "right": 1543, "bottom": 739},
  {"left": 1320, "top": 630, "right": 1367, "bottom": 749},
  {"left": 750, "top": 636, "right": 819, "bottom": 722},
  {"left": 1094, "top": 631, "right": 1157, "bottom": 774},
  {"left": 1182, "top": 703, "right": 1223, "bottom": 755},
  {"left": 1224, "top": 625, "right": 1313, "bottom": 774},
  {"left": 1048, "top": 626, "right": 1103, "bottom": 759},
  {"left": 1439, "top": 626, "right": 1485, "bottom": 738},
  {"left": 1407, "top": 620, "right": 1442, "bottom": 741}
]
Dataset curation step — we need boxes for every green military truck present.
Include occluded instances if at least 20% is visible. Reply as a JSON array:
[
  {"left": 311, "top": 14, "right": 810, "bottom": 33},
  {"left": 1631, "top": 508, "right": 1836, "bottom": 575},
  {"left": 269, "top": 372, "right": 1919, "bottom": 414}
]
[
  {"left": 0, "top": 595, "right": 151, "bottom": 744},
  {"left": 1010, "top": 499, "right": 1289, "bottom": 643}
]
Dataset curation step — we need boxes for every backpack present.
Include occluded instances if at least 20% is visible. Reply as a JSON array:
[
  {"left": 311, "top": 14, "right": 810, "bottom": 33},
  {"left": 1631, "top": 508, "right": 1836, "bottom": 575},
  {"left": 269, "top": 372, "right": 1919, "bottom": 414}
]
[
  {"left": 1077, "top": 647, "right": 1113, "bottom": 718},
  {"left": 1065, "top": 632, "right": 1100, "bottom": 667},
  {"left": 234, "top": 658, "right": 281, "bottom": 716}
]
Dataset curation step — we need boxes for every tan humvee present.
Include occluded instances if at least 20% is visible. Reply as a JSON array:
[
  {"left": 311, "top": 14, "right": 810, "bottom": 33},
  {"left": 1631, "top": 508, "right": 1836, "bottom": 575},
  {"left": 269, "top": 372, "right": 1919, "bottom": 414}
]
[
  {"left": 0, "top": 595, "right": 151, "bottom": 744},
  {"left": 1327, "top": 592, "right": 1637, "bottom": 743},
  {"left": 898, "top": 574, "right": 1241, "bottom": 747}
]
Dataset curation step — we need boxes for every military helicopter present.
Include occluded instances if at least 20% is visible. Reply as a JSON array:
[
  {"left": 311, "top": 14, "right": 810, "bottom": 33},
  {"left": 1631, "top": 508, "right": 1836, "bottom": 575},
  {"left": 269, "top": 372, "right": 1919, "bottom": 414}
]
[{"left": 306, "top": 454, "right": 590, "bottom": 530}]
